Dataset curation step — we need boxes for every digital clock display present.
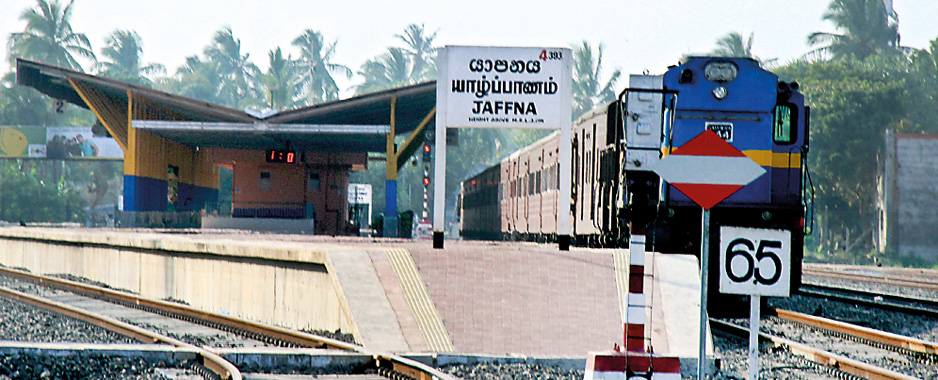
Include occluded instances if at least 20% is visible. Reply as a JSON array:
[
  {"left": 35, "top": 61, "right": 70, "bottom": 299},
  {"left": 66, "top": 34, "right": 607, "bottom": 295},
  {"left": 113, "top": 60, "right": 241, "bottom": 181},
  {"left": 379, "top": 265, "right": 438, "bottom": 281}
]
[{"left": 266, "top": 149, "right": 297, "bottom": 163}]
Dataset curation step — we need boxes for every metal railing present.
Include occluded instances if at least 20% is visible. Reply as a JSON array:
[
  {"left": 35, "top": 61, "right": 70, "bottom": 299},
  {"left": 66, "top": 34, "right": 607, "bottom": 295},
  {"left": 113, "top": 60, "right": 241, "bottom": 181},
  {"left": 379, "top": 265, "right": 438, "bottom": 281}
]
[{"left": 204, "top": 201, "right": 311, "bottom": 219}]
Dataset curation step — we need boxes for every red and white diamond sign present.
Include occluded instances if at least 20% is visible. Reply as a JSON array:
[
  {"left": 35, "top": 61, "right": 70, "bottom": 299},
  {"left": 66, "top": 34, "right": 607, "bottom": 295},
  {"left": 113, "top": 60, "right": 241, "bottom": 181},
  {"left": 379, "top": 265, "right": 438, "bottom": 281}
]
[{"left": 649, "top": 129, "right": 765, "bottom": 210}]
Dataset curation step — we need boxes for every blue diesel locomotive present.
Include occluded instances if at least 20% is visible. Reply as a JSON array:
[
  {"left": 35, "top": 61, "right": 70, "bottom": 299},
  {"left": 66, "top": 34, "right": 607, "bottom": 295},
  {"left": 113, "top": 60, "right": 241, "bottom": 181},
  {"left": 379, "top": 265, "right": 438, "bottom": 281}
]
[{"left": 459, "top": 57, "right": 810, "bottom": 315}]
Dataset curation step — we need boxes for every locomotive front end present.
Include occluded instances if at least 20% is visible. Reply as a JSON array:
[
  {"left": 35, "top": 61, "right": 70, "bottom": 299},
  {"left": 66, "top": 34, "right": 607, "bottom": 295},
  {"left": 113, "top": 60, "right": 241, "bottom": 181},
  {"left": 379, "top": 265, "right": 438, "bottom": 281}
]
[{"left": 653, "top": 57, "right": 809, "bottom": 316}]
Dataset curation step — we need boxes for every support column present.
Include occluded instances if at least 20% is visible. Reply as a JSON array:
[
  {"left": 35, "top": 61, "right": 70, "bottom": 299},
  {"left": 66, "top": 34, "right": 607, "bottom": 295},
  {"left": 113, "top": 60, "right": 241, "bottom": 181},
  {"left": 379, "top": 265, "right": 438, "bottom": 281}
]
[
  {"left": 385, "top": 96, "right": 399, "bottom": 238},
  {"left": 625, "top": 234, "right": 648, "bottom": 353},
  {"left": 432, "top": 51, "right": 448, "bottom": 249}
]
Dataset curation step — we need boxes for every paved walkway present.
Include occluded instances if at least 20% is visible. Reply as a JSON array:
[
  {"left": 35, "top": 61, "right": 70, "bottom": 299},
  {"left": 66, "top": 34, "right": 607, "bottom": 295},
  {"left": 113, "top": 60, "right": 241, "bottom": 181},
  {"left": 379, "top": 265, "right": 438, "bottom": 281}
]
[
  {"left": 326, "top": 249, "right": 409, "bottom": 352},
  {"left": 399, "top": 241, "right": 621, "bottom": 356}
]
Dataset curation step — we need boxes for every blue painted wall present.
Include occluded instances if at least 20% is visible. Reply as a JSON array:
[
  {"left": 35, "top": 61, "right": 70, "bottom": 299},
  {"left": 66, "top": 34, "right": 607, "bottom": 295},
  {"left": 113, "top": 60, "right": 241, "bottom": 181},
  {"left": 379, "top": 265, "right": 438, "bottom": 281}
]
[{"left": 124, "top": 175, "right": 218, "bottom": 212}]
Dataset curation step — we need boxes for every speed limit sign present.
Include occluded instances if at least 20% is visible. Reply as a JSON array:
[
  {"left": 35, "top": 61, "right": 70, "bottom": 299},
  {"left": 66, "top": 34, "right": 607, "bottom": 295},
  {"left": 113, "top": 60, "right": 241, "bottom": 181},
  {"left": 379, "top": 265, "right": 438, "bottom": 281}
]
[{"left": 719, "top": 226, "right": 791, "bottom": 297}]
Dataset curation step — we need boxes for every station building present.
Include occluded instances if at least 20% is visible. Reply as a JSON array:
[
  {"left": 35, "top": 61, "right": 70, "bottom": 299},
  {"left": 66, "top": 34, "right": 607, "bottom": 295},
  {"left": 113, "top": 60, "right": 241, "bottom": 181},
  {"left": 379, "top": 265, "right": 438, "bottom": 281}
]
[{"left": 16, "top": 58, "right": 435, "bottom": 235}]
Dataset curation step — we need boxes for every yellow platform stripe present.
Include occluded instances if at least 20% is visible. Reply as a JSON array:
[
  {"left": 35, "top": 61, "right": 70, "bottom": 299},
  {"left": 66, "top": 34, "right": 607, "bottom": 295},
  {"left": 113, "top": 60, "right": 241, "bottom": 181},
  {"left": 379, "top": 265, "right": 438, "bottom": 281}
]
[
  {"left": 661, "top": 148, "right": 801, "bottom": 169},
  {"left": 613, "top": 250, "right": 630, "bottom": 324},
  {"left": 385, "top": 248, "right": 455, "bottom": 352}
]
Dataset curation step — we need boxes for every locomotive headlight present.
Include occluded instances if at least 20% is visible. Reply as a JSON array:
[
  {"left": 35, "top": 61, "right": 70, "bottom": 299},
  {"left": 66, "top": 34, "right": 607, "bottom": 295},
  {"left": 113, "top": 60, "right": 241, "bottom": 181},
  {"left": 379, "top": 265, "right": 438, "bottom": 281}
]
[
  {"left": 705, "top": 61, "right": 738, "bottom": 82},
  {"left": 712, "top": 86, "right": 728, "bottom": 100},
  {"left": 762, "top": 211, "right": 773, "bottom": 221}
]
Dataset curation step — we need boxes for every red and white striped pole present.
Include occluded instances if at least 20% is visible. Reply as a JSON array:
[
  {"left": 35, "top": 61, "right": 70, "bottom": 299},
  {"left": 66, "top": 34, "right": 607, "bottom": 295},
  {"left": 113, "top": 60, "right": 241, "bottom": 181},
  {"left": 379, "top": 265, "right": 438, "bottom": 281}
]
[
  {"left": 625, "top": 233, "right": 649, "bottom": 353},
  {"left": 584, "top": 232, "right": 681, "bottom": 380}
]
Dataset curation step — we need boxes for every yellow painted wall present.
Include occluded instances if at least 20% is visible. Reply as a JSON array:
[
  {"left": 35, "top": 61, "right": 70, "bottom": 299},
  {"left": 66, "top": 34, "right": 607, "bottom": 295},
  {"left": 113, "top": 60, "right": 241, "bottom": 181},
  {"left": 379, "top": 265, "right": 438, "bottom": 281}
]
[{"left": 126, "top": 96, "right": 218, "bottom": 190}]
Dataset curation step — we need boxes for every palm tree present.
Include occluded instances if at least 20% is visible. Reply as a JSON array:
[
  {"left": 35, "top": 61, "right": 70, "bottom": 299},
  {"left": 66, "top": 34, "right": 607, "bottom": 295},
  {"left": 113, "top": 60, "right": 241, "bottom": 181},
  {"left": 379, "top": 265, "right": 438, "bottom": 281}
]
[
  {"left": 571, "top": 41, "right": 620, "bottom": 119},
  {"left": 292, "top": 29, "right": 352, "bottom": 105},
  {"left": 261, "top": 47, "right": 302, "bottom": 111},
  {"left": 354, "top": 47, "right": 413, "bottom": 95},
  {"left": 96, "top": 29, "right": 165, "bottom": 85},
  {"left": 713, "top": 32, "right": 754, "bottom": 58},
  {"left": 7, "top": 0, "right": 95, "bottom": 70},
  {"left": 711, "top": 32, "right": 777, "bottom": 67},
  {"left": 171, "top": 55, "right": 225, "bottom": 105},
  {"left": 395, "top": 23, "right": 438, "bottom": 82},
  {"left": 204, "top": 26, "right": 260, "bottom": 108},
  {"left": 807, "top": 0, "right": 903, "bottom": 61}
]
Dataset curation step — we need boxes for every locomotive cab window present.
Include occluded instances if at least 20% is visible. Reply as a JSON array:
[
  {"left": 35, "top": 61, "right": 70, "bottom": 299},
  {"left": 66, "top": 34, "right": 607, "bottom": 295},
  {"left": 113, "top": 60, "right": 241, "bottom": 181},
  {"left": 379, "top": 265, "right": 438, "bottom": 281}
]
[{"left": 773, "top": 103, "right": 797, "bottom": 144}]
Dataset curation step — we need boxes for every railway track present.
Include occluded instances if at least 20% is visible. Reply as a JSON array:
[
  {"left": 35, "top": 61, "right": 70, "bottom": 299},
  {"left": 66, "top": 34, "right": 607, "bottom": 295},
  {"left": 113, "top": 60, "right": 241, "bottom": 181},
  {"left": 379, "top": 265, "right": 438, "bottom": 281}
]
[
  {"left": 0, "top": 266, "right": 454, "bottom": 380},
  {"left": 803, "top": 264, "right": 938, "bottom": 292},
  {"left": 0, "top": 281, "right": 237, "bottom": 379},
  {"left": 713, "top": 306, "right": 937, "bottom": 379},
  {"left": 796, "top": 283, "right": 938, "bottom": 318},
  {"left": 712, "top": 264, "right": 938, "bottom": 379}
]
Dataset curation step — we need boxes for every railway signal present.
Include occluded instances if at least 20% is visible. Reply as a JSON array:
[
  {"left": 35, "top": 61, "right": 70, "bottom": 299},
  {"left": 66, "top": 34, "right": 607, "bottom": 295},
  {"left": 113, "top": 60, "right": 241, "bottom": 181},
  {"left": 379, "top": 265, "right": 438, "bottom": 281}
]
[
  {"left": 422, "top": 144, "right": 431, "bottom": 162},
  {"left": 422, "top": 164, "right": 430, "bottom": 220},
  {"left": 649, "top": 129, "right": 768, "bottom": 379},
  {"left": 648, "top": 129, "right": 765, "bottom": 210}
]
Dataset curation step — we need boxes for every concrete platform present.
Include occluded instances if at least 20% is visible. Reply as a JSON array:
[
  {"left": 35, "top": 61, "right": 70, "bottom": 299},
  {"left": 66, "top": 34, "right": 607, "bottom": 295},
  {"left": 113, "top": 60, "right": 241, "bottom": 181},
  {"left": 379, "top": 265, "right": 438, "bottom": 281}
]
[{"left": 0, "top": 228, "right": 710, "bottom": 362}]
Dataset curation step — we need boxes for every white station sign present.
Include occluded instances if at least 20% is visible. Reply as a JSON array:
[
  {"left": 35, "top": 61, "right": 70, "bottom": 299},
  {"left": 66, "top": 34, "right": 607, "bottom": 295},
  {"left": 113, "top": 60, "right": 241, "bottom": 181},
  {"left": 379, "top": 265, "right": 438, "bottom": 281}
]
[
  {"left": 440, "top": 46, "right": 571, "bottom": 129},
  {"left": 347, "top": 184, "right": 372, "bottom": 204},
  {"left": 719, "top": 226, "right": 791, "bottom": 297}
]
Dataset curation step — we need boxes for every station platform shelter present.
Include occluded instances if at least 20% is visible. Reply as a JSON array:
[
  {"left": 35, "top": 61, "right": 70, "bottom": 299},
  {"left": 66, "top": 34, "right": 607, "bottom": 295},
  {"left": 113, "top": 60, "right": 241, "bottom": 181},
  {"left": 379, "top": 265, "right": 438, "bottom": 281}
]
[{"left": 15, "top": 58, "right": 436, "bottom": 235}]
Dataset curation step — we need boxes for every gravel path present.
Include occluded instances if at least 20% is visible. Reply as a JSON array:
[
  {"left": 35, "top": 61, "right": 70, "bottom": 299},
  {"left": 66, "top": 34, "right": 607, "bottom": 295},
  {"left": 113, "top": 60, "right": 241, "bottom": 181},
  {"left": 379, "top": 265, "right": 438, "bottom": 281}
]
[
  {"left": 0, "top": 355, "right": 177, "bottom": 380},
  {"left": 0, "top": 295, "right": 135, "bottom": 344},
  {"left": 0, "top": 278, "right": 198, "bottom": 379}
]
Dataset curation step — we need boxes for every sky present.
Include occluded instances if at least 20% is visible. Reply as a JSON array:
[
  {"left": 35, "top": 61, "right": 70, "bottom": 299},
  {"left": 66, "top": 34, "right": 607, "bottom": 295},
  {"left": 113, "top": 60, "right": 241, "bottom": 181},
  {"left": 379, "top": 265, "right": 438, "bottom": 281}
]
[{"left": 2, "top": 0, "right": 938, "bottom": 96}]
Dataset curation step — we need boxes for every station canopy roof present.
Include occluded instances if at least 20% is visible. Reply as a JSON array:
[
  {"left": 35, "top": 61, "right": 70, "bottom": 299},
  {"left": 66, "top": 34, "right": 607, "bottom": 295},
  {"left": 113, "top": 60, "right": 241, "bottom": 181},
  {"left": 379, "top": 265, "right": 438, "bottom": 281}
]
[{"left": 15, "top": 58, "right": 435, "bottom": 153}]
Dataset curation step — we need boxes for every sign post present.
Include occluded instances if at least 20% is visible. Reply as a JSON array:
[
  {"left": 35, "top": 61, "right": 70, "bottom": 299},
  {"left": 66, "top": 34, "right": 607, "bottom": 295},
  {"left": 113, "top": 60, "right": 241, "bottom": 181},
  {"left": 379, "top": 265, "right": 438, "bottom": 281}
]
[
  {"left": 648, "top": 129, "right": 767, "bottom": 379},
  {"left": 719, "top": 226, "right": 791, "bottom": 380},
  {"left": 434, "top": 46, "right": 572, "bottom": 250},
  {"left": 699, "top": 208, "right": 710, "bottom": 380}
]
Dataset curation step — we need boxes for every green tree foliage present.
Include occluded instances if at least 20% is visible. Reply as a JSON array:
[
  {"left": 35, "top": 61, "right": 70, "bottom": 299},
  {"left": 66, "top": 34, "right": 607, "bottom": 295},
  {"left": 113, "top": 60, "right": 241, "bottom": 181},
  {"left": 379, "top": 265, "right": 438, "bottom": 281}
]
[
  {"left": 775, "top": 53, "right": 938, "bottom": 252},
  {"left": 6, "top": 0, "right": 95, "bottom": 70},
  {"left": 395, "top": 24, "right": 438, "bottom": 82},
  {"left": 160, "top": 26, "right": 262, "bottom": 109},
  {"left": 162, "top": 55, "right": 225, "bottom": 105},
  {"left": 3, "top": 0, "right": 96, "bottom": 128},
  {"left": 713, "top": 32, "right": 754, "bottom": 58},
  {"left": 354, "top": 48, "right": 414, "bottom": 95},
  {"left": 909, "top": 37, "right": 938, "bottom": 122},
  {"left": 292, "top": 29, "right": 351, "bottom": 105},
  {"left": 807, "top": 0, "right": 904, "bottom": 61},
  {"left": 0, "top": 159, "right": 86, "bottom": 223},
  {"left": 571, "top": 41, "right": 620, "bottom": 120},
  {"left": 355, "top": 24, "right": 438, "bottom": 95},
  {"left": 710, "top": 32, "right": 777, "bottom": 67},
  {"left": 204, "top": 26, "right": 261, "bottom": 109},
  {"left": 0, "top": 73, "right": 61, "bottom": 126},
  {"left": 96, "top": 29, "right": 165, "bottom": 85},
  {"left": 261, "top": 47, "right": 302, "bottom": 110}
]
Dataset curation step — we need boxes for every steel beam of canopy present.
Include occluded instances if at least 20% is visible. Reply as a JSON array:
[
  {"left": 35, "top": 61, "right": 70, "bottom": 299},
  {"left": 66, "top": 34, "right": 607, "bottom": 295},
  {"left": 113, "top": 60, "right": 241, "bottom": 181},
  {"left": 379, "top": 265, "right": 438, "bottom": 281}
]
[
  {"left": 385, "top": 96, "right": 399, "bottom": 238},
  {"left": 396, "top": 107, "right": 436, "bottom": 169},
  {"left": 68, "top": 78, "right": 128, "bottom": 150},
  {"left": 131, "top": 120, "right": 390, "bottom": 134}
]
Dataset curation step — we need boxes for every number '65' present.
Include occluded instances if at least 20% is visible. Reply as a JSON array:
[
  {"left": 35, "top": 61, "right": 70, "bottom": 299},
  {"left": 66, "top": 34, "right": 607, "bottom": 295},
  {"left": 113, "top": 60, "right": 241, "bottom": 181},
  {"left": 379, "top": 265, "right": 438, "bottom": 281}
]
[{"left": 725, "top": 238, "right": 783, "bottom": 285}]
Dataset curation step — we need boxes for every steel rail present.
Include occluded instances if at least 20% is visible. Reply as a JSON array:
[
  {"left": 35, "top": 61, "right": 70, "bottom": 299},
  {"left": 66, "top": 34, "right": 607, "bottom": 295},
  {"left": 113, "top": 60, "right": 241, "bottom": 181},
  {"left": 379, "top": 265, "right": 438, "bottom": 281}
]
[
  {"left": 803, "top": 268, "right": 938, "bottom": 291},
  {"left": 0, "top": 284, "right": 241, "bottom": 380},
  {"left": 796, "top": 283, "right": 938, "bottom": 318},
  {"left": 0, "top": 266, "right": 456, "bottom": 380},
  {"left": 774, "top": 308, "right": 938, "bottom": 359},
  {"left": 710, "top": 318, "right": 918, "bottom": 380},
  {"left": 804, "top": 264, "right": 938, "bottom": 280}
]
